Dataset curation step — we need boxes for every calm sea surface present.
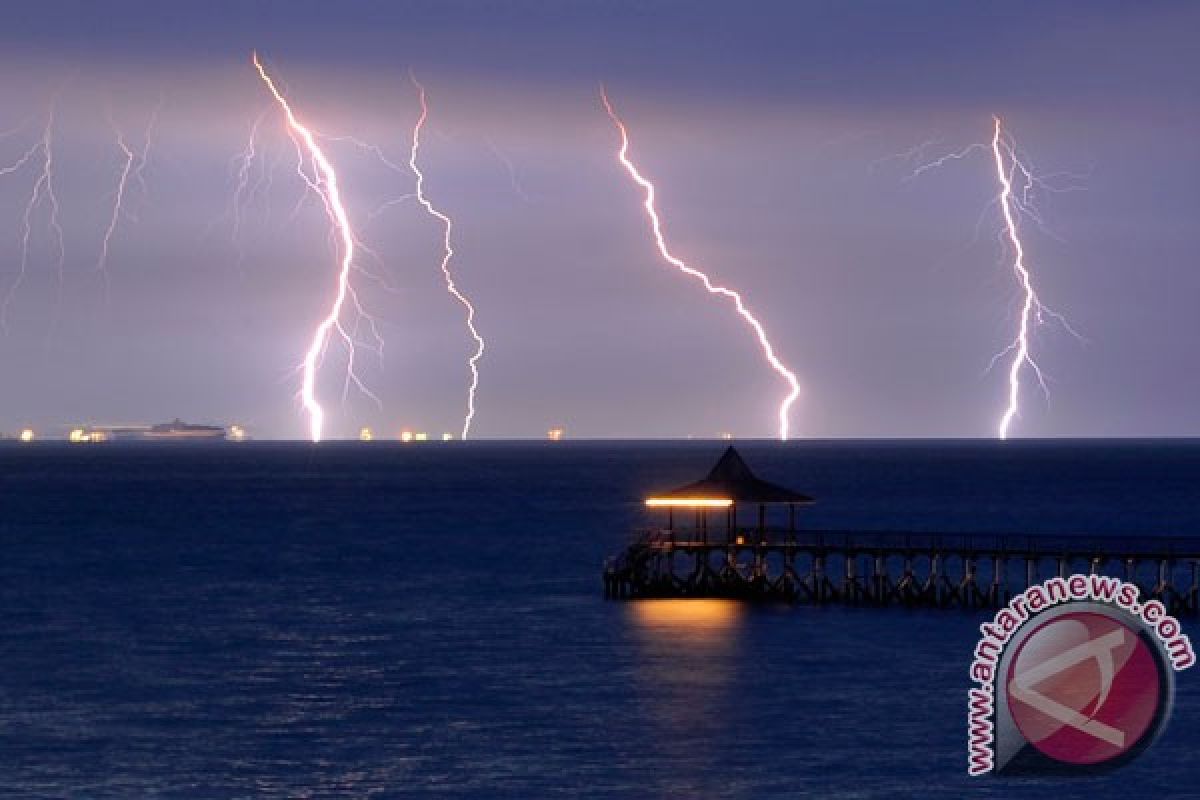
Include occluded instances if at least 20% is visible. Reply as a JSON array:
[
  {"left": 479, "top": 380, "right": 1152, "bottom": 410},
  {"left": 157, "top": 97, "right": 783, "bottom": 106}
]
[{"left": 1, "top": 440, "right": 1198, "bottom": 798}]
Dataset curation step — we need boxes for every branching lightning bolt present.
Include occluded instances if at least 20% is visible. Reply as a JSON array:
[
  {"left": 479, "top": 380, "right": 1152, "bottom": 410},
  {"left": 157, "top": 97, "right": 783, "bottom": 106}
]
[
  {"left": 991, "top": 117, "right": 1040, "bottom": 439},
  {"left": 601, "top": 89, "right": 800, "bottom": 440},
  {"left": 96, "top": 111, "right": 135, "bottom": 300},
  {"left": 1, "top": 103, "right": 65, "bottom": 334},
  {"left": 96, "top": 101, "right": 161, "bottom": 301},
  {"left": 129, "top": 97, "right": 162, "bottom": 208},
  {"left": 483, "top": 136, "right": 533, "bottom": 203},
  {"left": 253, "top": 51, "right": 380, "bottom": 442},
  {"left": 228, "top": 110, "right": 267, "bottom": 270},
  {"left": 408, "top": 73, "right": 485, "bottom": 440},
  {"left": 988, "top": 113, "right": 1084, "bottom": 438},
  {"left": 902, "top": 116, "right": 1084, "bottom": 439}
]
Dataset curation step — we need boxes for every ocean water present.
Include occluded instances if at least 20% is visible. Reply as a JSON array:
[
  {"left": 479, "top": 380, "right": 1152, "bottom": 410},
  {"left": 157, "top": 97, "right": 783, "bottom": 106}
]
[{"left": 1, "top": 440, "right": 1198, "bottom": 798}]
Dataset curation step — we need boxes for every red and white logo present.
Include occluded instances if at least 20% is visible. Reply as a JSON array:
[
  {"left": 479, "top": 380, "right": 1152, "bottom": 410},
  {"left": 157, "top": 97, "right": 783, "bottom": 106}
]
[
  {"left": 1006, "top": 611, "right": 1161, "bottom": 766},
  {"left": 966, "top": 575, "right": 1192, "bottom": 775}
]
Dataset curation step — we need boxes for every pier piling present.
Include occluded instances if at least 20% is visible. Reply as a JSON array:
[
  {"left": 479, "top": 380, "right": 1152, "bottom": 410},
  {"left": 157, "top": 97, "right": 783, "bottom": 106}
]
[
  {"left": 604, "top": 530, "right": 1200, "bottom": 614},
  {"left": 606, "top": 447, "right": 1200, "bottom": 613}
]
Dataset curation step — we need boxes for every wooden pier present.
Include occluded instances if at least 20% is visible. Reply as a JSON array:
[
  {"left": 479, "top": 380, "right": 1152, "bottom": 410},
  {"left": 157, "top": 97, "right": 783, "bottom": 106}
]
[{"left": 602, "top": 448, "right": 1200, "bottom": 615}]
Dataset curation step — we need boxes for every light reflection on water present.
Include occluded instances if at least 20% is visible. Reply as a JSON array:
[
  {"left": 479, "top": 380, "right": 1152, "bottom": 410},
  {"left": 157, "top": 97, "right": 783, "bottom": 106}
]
[
  {"left": 630, "top": 598, "right": 744, "bottom": 636},
  {"left": 628, "top": 599, "right": 746, "bottom": 797}
]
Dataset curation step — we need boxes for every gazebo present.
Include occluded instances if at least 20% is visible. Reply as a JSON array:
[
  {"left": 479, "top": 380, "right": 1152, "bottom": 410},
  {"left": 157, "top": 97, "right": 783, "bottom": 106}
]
[{"left": 645, "top": 446, "right": 815, "bottom": 545}]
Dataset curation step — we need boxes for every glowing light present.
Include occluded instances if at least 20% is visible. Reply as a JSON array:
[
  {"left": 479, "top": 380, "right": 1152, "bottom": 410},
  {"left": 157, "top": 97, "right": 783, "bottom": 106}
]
[
  {"left": 414, "top": 432, "right": 428, "bottom": 442},
  {"left": 68, "top": 428, "right": 88, "bottom": 443},
  {"left": 547, "top": 427, "right": 564, "bottom": 441},
  {"left": 18, "top": 428, "right": 34, "bottom": 442},
  {"left": 601, "top": 89, "right": 801, "bottom": 441},
  {"left": 441, "top": 432, "right": 454, "bottom": 441},
  {"left": 253, "top": 52, "right": 374, "bottom": 443},
  {"left": 631, "top": 598, "right": 742, "bottom": 630},
  {"left": 719, "top": 431, "right": 734, "bottom": 441},
  {"left": 407, "top": 73, "right": 486, "bottom": 440},
  {"left": 359, "top": 426, "right": 373, "bottom": 442},
  {"left": 400, "top": 430, "right": 414, "bottom": 443},
  {"left": 645, "top": 497, "right": 734, "bottom": 508},
  {"left": 229, "top": 424, "right": 247, "bottom": 442}
]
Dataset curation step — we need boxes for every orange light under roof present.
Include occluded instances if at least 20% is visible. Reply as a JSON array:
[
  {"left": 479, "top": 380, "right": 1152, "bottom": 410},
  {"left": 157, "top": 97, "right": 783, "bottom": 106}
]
[{"left": 645, "top": 497, "right": 733, "bottom": 508}]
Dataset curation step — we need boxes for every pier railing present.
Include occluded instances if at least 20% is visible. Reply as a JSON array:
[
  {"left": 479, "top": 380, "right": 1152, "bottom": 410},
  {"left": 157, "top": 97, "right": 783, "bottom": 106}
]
[
  {"left": 604, "top": 526, "right": 1200, "bottom": 613},
  {"left": 630, "top": 527, "right": 1200, "bottom": 560}
]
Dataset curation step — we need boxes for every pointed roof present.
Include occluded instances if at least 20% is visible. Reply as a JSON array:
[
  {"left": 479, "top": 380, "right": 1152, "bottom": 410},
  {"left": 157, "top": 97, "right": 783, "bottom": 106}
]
[{"left": 652, "top": 446, "right": 815, "bottom": 505}]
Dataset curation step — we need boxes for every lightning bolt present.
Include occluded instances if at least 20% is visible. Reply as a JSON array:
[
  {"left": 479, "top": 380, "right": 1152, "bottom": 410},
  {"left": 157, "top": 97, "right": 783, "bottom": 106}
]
[
  {"left": 987, "top": 118, "right": 1085, "bottom": 438},
  {"left": 129, "top": 97, "right": 162, "bottom": 207},
  {"left": 483, "top": 136, "right": 533, "bottom": 203},
  {"left": 902, "top": 116, "right": 1083, "bottom": 439},
  {"left": 601, "top": 89, "right": 800, "bottom": 441},
  {"left": 407, "top": 73, "right": 485, "bottom": 440},
  {"left": 253, "top": 51, "right": 380, "bottom": 442},
  {"left": 224, "top": 108, "right": 268, "bottom": 272},
  {"left": 96, "top": 101, "right": 161, "bottom": 301},
  {"left": 991, "top": 116, "right": 1043, "bottom": 440},
  {"left": 95, "top": 111, "right": 135, "bottom": 300},
  {"left": 1, "top": 103, "right": 64, "bottom": 334}
]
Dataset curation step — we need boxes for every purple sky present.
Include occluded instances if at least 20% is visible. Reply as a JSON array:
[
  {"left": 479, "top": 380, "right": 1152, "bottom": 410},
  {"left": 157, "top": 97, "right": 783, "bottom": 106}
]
[{"left": 0, "top": 1, "right": 1197, "bottom": 439}]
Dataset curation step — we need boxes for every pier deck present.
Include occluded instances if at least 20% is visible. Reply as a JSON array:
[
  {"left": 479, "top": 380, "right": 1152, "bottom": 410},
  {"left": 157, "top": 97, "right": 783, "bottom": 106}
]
[
  {"left": 602, "top": 527, "right": 1200, "bottom": 614},
  {"left": 609, "top": 446, "right": 1200, "bottom": 613}
]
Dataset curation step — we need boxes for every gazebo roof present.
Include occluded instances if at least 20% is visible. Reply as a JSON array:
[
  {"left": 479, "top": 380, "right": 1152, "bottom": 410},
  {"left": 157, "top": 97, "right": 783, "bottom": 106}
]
[{"left": 648, "top": 446, "right": 816, "bottom": 506}]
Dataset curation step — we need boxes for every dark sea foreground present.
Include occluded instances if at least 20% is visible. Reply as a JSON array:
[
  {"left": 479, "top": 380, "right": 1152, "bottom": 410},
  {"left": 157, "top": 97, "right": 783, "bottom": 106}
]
[{"left": 1, "top": 440, "right": 1198, "bottom": 799}]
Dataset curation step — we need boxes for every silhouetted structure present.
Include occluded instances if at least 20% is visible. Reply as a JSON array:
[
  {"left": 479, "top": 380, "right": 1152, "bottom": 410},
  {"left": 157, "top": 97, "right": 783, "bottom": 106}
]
[{"left": 603, "top": 447, "right": 1200, "bottom": 614}]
